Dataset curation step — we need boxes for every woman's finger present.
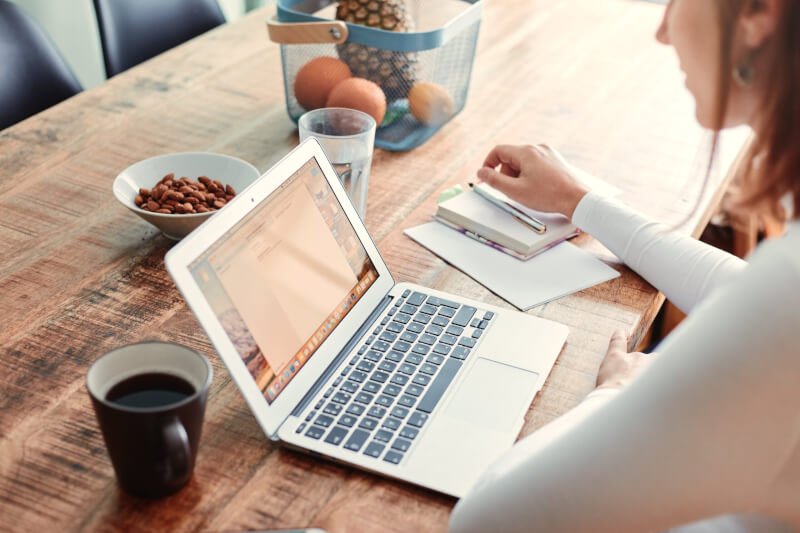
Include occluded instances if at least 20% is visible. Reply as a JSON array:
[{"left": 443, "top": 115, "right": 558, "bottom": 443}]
[
  {"left": 606, "top": 329, "right": 628, "bottom": 356},
  {"left": 483, "top": 144, "right": 525, "bottom": 170},
  {"left": 476, "top": 167, "right": 525, "bottom": 199}
]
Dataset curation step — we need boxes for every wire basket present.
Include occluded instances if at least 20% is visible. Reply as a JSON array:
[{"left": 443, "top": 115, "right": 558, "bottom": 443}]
[{"left": 268, "top": 0, "right": 482, "bottom": 151}]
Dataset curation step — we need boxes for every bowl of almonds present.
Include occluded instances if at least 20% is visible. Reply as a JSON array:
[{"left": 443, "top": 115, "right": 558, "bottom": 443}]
[{"left": 113, "top": 152, "right": 260, "bottom": 239}]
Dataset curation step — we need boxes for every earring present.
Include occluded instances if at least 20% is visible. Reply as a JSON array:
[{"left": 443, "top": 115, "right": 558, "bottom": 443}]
[{"left": 733, "top": 50, "right": 755, "bottom": 87}]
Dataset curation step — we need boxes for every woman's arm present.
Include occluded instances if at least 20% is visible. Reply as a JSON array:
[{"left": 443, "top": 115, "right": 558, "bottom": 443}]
[
  {"left": 573, "top": 192, "right": 746, "bottom": 313},
  {"left": 450, "top": 237, "right": 800, "bottom": 532}
]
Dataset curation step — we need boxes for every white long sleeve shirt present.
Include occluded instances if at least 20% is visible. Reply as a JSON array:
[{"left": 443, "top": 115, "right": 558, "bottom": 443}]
[{"left": 450, "top": 192, "right": 800, "bottom": 533}]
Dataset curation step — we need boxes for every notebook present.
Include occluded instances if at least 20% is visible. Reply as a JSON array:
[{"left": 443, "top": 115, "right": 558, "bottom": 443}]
[{"left": 435, "top": 183, "right": 579, "bottom": 257}]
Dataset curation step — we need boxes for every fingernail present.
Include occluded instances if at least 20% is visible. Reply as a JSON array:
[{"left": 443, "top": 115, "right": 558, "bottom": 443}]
[{"left": 476, "top": 168, "right": 488, "bottom": 179}]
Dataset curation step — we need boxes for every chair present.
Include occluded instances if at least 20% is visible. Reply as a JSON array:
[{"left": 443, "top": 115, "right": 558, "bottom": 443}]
[
  {"left": 93, "top": 0, "right": 226, "bottom": 77},
  {"left": 0, "top": 0, "right": 82, "bottom": 131}
]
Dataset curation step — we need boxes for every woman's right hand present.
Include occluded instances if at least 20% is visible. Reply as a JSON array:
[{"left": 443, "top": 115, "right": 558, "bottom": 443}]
[{"left": 476, "top": 144, "right": 590, "bottom": 219}]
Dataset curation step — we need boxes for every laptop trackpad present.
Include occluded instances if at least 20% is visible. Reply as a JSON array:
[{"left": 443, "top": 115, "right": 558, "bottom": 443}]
[{"left": 445, "top": 358, "right": 539, "bottom": 433}]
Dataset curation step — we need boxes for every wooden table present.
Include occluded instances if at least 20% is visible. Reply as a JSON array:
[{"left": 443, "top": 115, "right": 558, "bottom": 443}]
[{"left": 0, "top": 1, "right": 747, "bottom": 531}]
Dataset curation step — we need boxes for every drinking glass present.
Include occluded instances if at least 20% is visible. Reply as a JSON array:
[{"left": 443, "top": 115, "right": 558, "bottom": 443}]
[{"left": 298, "top": 108, "right": 376, "bottom": 220}]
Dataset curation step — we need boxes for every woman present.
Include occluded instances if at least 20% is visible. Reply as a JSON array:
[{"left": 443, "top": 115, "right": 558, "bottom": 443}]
[{"left": 450, "top": 1, "right": 799, "bottom": 531}]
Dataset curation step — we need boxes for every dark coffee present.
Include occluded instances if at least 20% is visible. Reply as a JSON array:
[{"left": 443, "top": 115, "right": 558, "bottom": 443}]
[{"left": 107, "top": 372, "right": 195, "bottom": 408}]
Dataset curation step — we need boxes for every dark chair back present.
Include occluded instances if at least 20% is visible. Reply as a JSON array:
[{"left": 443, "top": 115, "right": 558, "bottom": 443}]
[
  {"left": 0, "top": 0, "right": 82, "bottom": 130},
  {"left": 93, "top": 0, "right": 225, "bottom": 77}
]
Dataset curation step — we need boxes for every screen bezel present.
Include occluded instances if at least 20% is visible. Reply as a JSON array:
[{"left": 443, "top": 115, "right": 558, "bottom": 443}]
[{"left": 165, "top": 138, "right": 394, "bottom": 438}]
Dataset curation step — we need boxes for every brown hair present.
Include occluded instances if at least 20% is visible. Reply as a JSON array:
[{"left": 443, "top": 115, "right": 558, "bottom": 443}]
[{"left": 713, "top": 0, "right": 800, "bottom": 221}]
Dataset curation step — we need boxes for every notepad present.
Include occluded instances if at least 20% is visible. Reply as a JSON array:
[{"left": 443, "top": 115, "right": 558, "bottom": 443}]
[{"left": 436, "top": 184, "right": 579, "bottom": 256}]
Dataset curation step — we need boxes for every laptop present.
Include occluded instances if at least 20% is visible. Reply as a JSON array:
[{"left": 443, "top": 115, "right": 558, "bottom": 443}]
[{"left": 165, "top": 138, "right": 569, "bottom": 497}]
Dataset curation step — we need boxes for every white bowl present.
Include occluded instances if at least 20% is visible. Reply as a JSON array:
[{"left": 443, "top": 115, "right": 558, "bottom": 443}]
[{"left": 113, "top": 152, "right": 260, "bottom": 240}]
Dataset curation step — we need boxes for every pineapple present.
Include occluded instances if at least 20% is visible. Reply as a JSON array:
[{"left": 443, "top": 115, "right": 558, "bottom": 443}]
[{"left": 336, "top": 0, "right": 418, "bottom": 102}]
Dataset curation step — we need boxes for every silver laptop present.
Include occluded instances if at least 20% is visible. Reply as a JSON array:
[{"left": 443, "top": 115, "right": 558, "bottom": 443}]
[{"left": 165, "top": 138, "right": 568, "bottom": 497}]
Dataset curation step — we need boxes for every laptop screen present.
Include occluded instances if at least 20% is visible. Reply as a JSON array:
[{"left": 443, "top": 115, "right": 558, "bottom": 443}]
[{"left": 189, "top": 157, "right": 379, "bottom": 404}]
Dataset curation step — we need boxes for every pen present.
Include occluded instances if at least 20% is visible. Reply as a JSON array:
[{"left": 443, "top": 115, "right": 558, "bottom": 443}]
[{"left": 468, "top": 182, "right": 547, "bottom": 234}]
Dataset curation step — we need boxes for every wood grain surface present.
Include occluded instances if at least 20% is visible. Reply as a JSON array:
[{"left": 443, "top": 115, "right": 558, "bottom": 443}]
[{"left": 0, "top": 1, "right": 746, "bottom": 531}]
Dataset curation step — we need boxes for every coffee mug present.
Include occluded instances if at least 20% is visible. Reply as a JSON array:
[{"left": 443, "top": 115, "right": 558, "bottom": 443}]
[{"left": 87, "top": 341, "right": 212, "bottom": 498}]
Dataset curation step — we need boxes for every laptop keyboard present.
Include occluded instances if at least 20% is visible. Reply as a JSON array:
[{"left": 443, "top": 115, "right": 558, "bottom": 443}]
[{"left": 295, "top": 289, "right": 494, "bottom": 466}]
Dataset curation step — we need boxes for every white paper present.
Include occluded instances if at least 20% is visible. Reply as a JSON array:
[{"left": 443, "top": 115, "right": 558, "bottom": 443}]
[{"left": 404, "top": 222, "right": 620, "bottom": 310}]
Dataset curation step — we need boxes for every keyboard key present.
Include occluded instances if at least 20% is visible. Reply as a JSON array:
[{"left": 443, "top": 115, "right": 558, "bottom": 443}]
[
  {"left": 451, "top": 346, "right": 471, "bottom": 360},
  {"left": 376, "top": 395, "right": 394, "bottom": 407},
  {"left": 296, "top": 423, "right": 307, "bottom": 434},
  {"left": 362, "top": 381, "right": 381, "bottom": 394},
  {"left": 472, "top": 329, "right": 483, "bottom": 339},
  {"left": 388, "top": 307, "right": 396, "bottom": 316},
  {"left": 459, "top": 337, "right": 477, "bottom": 348},
  {"left": 400, "top": 304, "right": 417, "bottom": 315},
  {"left": 405, "top": 353, "right": 423, "bottom": 365},
  {"left": 373, "top": 341, "right": 391, "bottom": 352},
  {"left": 387, "top": 321, "right": 403, "bottom": 333},
  {"left": 419, "top": 333, "right": 437, "bottom": 345},
  {"left": 383, "top": 384, "right": 402, "bottom": 397},
  {"left": 390, "top": 374, "right": 410, "bottom": 386},
  {"left": 367, "top": 406, "right": 387, "bottom": 419},
  {"left": 338, "top": 414, "right": 357, "bottom": 427},
  {"left": 378, "top": 360, "right": 397, "bottom": 373},
  {"left": 446, "top": 325, "right": 465, "bottom": 336},
  {"left": 393, "top": 341, "right": 411, "bottom": 353},
  {"left": 420, "top": 363, "right": 438, "bottom": 375},
  {"left": 332, "top": 392, "right": 351, "bottom": 404},
  {"left": 391, "top": 406, "right": 409, "bottom": 419},
  {"left": 350, "top": 370, "right": 367, "bottom": 383},
  {"left": 375, "top": 429, "right": 393, "bottom": 442},
  {"left": 315, "top": 399, "right": 324, "bottom": 410},
  {"left": 371, "top": 371, "right": 389, "bottom": 383},
  {"left": 405, "top": 384, "right": 424, "bottom": 397},
  {"left": 426, "top": 324, "right": 443, "bottom": 336},
  {"left": 373, "top": 326, "right": 382, "bottom": 335},
  {"left": 408, "top": 411, "right": 429, "bottom": 428},
  {"left": 381, "top": 316, "right": 389, "bottom": 325},
  {"left": 411, "top": 343, "right": 431, "bottom": 355},
  {"left": 470, "top": 318, "right": 481, "bottom": 328},
  {"left": 364, "top": 441, "right": 385, "bottom": 458},
  {"left": 349, "top": 356, "right": 359, "bottom": 366},
  {"left": 383, "top": 417, "right": 401, "bottom": 430},
  {"left": 400, "top": 426, "right": 419, "bottom": 440},
  {"left": 484, "top": 311, "right": 495, "bottom": 320},
  {"left": 408, "top": 292, "right": 426, "bottom": 306},
  {"left": 418, "top": 359, "right": 463, "bottom": 414},
  {"left": 323, "top": 403, "right": 343, "bottom": 416},
  {"left": 340, "top": 366, "right": 351, "bottom": 377},
  {"left": 452, "top": 306, "right": 477, "bottom": 327},
  {"left": 402, "top": 289, "right": 411, "bottom": 297},
  {"left": 412, "top": 374, "right": 431, "bottom": 386},
  {"left": 478, "top": 320, "right": 489, "bottom": 330},
  {"left": 394, "top": 300, "right": 403, "bottom": 307},
  {"left": 315, "top": 414, "right": 334, "bottom": 428},
  {"left": 324, "top": 426, "right": 348, "bottom": 446},
  {"left": 305, "top": 411, "right": 316, "bottom": 422},
  {"left": 440, "top": 334, "right": 457, "bottom": 346},
  {"left": 399, "top": 363, "right": 416, "bottom": 375},
  {"left": 364, "top": 350, "right": 382, "bottom": 362},
  {"left": 420, "top": 304, "right": 437, "bottom": 315},
  {"left": 344, "top": 429, "right": 370, "bottom": 452},
  {"left": 392, "top": 438, "right": 412, "bottom": 452},
  {"left": 346, "top": 404, "right": 366, "bottom": 416},
  {"left": 412, "top": 313, "right": 432, "bottom": 325},
  {"left": 385, "top": 350, "right": 404, "bottom": 363},
  {"left": 432, "top": 315, "right": 449, "bottom": 327},
  {"left": 395, "top": 313, "right": 411, "bottom": 324},
  {"left": 433, "top": 343, "right": 451, "bottom": 355},
  {"left": 438, "top": 306, "right": 456, "bottom": 318},
  {"left": 426, "top": 354, "right": 445, "bottom": 365},
  {"left": 355, "top": 392, "right": 374, "bottom": 404},
  {"left": 384, "top": 451, "right": 404, "bottom": 464},
  {"left": 305, "top": 426, "right": 325, "bottom": 440},
  {"left": 398, "top": 395, "right": 416, "bottom": 408},
  {"left": 333, "top": 376, "right": 343, "bottom": 386},
  {"left": 400, "top": 331, "right": 418, "bottom": 343},
  {"left": 359, "top": 417, "right": 378, "bottom": 431},
  {"left": 407, "top": 322, "right": 424, "bottom": 334},
  {"left": 356, "top": 361, "right": 375, "bottom": 372}
]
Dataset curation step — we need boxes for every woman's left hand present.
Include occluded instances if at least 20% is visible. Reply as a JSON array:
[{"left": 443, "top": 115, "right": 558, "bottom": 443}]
[{"left": 596, "top": 330, "right": 654, "bottom": 391}]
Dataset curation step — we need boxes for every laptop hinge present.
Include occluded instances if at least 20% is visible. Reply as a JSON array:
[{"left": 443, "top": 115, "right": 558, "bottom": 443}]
[{"left": 290, "top": 293, "right": 394, "bottom": 419}]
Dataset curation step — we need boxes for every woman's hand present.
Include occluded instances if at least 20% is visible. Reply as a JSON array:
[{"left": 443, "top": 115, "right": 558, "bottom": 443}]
[
  {"left": 595, "top": 330, "right": 654, "bottom": 391},
  {"left": 477, "top": 144, "right": 589, "bottom": 219}
]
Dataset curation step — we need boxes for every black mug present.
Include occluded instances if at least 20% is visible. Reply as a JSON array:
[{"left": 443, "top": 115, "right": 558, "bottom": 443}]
[{"left": 87, "top": 341, "right": 212, "bottom": 498}]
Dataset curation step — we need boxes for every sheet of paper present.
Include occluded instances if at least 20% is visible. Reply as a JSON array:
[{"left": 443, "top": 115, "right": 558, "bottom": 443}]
[{"left": 404, "top": 222, "right": 620, "bottom": 310}]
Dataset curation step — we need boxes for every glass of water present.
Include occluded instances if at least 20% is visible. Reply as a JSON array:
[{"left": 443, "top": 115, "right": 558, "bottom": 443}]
[{"left": 298, "top": 108, "right": 376, "bottom": 220}]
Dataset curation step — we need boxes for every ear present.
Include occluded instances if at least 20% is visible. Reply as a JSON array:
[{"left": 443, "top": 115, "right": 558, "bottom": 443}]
[{"left": 739, "top": 0, "right": 782, "bottom": 48}]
